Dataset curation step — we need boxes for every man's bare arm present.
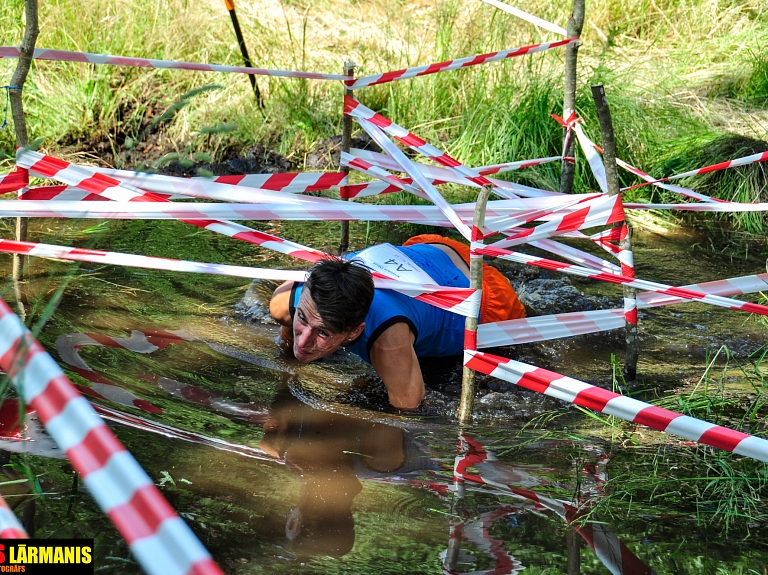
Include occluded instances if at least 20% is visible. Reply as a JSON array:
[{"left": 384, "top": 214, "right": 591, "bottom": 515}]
[
  {"left": 368, "top": 322, "right": 425, "bottom": 410},
  {"left": 269, "top": 281, "right": 295, "bottom": 354},
  {"left": 270, "top": 281, "right": 295, "bottom": 326}
]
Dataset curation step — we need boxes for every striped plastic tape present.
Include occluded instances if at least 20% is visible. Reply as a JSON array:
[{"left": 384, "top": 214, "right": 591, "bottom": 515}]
[
  {"left": 0, "top": 169, "right": 28, "bottom": 194},
  {"left": 15, "top": 149, "right": 332, "bottom": 263},
  {"left": 476, "top": 243, "right": 768, "bottom": 317},
  {"left": 477, "top": 270, "right": 768, "bottom": 347},
  {"left": 0, "top": 297, "right": 223, "bottom": 575},
  {"left": 0, "top": 47, "right": 349, "bottom": 81},
  {"left": 0, "top": 495, "right": 28, "bottom": 539},
  {"left": 356, "top": 118, "right": 473, "bottom": 239},
  {"left": 464, "top": 350, "right": 768, "bottom": 462},
  {"left": 345, "top": 38, "right": 577, "bottom": 89},
  {"left": 622, "top": 150, "right": 768, "bottom": 192},
  {"left": 96, "top": 167, "right": 348, "bottom": 196},
  {"left": 0, "top": 238, "right": 479, "bottom": 316},
  {"left": 18, "top": 149, "right": 345, "bottom": 207}
]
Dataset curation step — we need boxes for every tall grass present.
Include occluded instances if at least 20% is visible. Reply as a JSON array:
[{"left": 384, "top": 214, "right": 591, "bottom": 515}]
[{"left": 0, "top": 0, "right": 766, "bottom": 230}]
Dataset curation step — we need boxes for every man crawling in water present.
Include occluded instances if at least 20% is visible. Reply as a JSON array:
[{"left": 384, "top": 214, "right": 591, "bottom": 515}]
[{"left": 269, "top": 235, "right": 525, "bottom": 410}]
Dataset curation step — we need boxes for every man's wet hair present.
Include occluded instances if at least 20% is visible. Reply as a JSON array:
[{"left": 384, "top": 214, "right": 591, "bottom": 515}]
[{"left": 304, "top": 257, "right": 374, "bottom": 334}]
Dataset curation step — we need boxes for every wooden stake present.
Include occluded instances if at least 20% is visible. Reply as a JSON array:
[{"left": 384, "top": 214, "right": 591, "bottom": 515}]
[
  {"left": 224, "top": 0, "right": 263, "bottom": 107},
  {"left": 338, "top": 60, "right": 356, "bottom": 255},
  {"left": 560, "top": 0, "right": 585, "bottom": 195},
  {"left": 591, "top": 84, "right": 639, "bottom": 380},
  {"left": 458, "top": 184, "right": 493, "bottom": 424},
  {"left": 566, "top": 527, "right": 581, "bottom": 575},
  {"left": 9, "top": 0, "right": 38, "bottom": 283}
]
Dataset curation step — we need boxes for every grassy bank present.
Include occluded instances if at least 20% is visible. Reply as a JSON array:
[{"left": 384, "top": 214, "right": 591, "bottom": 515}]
[{"left": 0, "top": 0, "right": 767, "bottom": 231}]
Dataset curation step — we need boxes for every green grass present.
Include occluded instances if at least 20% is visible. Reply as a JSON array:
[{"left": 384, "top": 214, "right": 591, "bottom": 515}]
[{"left": 0, "top": 0, "right": 765, "bottom": 238}]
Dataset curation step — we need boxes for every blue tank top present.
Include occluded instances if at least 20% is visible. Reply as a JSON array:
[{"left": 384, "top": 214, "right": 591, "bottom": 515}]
[{"left": 290, "top": 244, "right": 468, "bottom": 363}]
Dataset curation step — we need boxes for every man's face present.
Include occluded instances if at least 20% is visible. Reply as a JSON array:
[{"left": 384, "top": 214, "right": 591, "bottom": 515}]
[{"left": 292, "top": 289, "right": 363, "bottom": 363}]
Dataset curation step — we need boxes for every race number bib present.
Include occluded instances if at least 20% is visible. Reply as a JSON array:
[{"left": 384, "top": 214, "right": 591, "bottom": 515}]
[{"left": 353, "top": 243, "right": 436, "bottom": 285}]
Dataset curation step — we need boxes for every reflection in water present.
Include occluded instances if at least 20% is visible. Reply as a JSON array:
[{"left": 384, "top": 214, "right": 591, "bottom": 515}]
[
  {"left": 55, "top": 329, "right": 268, "bottom": 423},
  {"left": 452, "top": 436, "right": 655, "bottom": 575},
  {"left": 443, "top": 507, "right": 526, "bottom": 575},
  {"left": 1, "top": 320, "right": 746, "bottom": 573},
  {"left": 259, "top": 386, "right": 436, "bottom": 557},
  {"left": 5, "top": 323, "right": 657, "bottom": 573}
]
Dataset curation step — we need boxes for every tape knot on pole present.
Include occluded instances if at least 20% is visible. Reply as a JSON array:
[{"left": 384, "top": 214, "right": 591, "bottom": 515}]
[
  {"left": 0, "top": 86, "right": 22, "bottom": 130},
  {"left": 551, "top": 110, "right": 581, "bottom": 130},
  {"left": 552, "top": 111, "right": 581, "bottom": 166}
]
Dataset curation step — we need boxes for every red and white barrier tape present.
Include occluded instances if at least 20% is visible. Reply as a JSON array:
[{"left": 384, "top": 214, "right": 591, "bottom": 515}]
[
  {"left": 16, "top": 151, "right": 168, "bottom": 203},
  {"left": 0, "top": 237, "right": 307, "bottom": 281},
  {"left": 477, "top": 308, "right": 627, "bottom": 347},
  {"left": 622, "top": 150, "right": 768, "bottom": 192},
  {"left": 482, "top": 197, "right": 587, "bottom": 236},
  {"left": 584, "top": 140, "right": 724, "bottom": 203},
  {"left": 357, "top": 118, "right": 474, "bottom": 239},
  {"left": 0, "top": 238, "right": 480, "bottom": 316},
  {"left": 474, "top": 154, "right": 563, "bottom": 175},
  {"left": 486, "top": 193, "right": 623, "bottom": 245},
  {"left": 344, "top": 38, "right": 577, "bottom": 89},
  {"left": 350, "top": 147, "right": 561, "bottom": 179},
  {"left": 345, "top": 97, "right": 495, "bottom": 187},
  {"left": 477, "top": 270, "right": 768, "bottom": 347},
  {"left": 340, "top": 152, "right": 429, "bottom": 199},
  {"left": 341, "top": 152, "right": 559, "bottom": 200},
  {"left": 476, "top": 243, "right": 768, "bottom": 317},
  {"left": 625, "top": 201, "right": 768, "bottom": 212},
  {"left": 96, "top": 167, "right": 347, "bottom": 196},
  {"left": 0, "top": 297, "right": 223, "bottom": 575},
  {"left": 573, "top": 122, "right": 609, "bottom": 193},
  {"left": 21, "top": 185, "right": 158, "bottom": 201},
  {"left": 20, "top": 150, "right": 344, "bottom": 207},
  {"left": 638, "top": 271, "right": 768, "bottom": 308},
  {"left": 16, "top": 149, "right": 333, "bottom": 263},
  {"left": 464, "top": 351, "right": 768, "bottom": 462},
  {"left": 592, "top": 224, "right": 637, "bottom": 324},
  {"left": 347, "top": 109, "right": 563, "bottom": 199},
  {"left": 527, "top": 237, "right": 621, "bottom": 274},
  {"left": 616, "top": 156, "right": 724, "bottom": 202},
  {"left": 0, "top": 168, "right": 28, "bottom": 194},
  {"left": 339, "top": 165, "right": 560, "bottom": 201},
  {"left": 481, "top": 0, "right": 568, "bottom": 35},
  {"left": 339, "top": 179, "right": 406, "bottom": 199},
  {"left": 0, "top": 494, "right": 28, "bottom": 539},
  {"left": 0, "top": 46, "right": 349, "bottom": 81},
  {"left": 7, "top": 194, "right": 768, "bottom": 226}
]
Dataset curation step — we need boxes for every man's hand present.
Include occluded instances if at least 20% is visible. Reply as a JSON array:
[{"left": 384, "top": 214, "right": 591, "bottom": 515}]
[{"left": 368, "top": 322, "right": 425, "bottom": 410}]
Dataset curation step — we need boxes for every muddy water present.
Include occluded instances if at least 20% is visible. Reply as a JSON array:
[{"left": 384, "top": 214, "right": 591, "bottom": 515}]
[{"left": 1, "top": 222, "right": 767, "bottom": 574}]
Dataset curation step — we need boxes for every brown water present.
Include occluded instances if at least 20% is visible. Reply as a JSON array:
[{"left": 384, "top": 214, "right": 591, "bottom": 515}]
[{"left": 1, "top": 220, "right": 767, "bottom": 574}]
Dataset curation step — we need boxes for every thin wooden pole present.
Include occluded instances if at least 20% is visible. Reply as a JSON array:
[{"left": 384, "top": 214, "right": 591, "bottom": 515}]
[
  {"left": 224, "top": 0, "right": 263, "bottom": 106},
  {"left": 566, "top": 527, "right": 581, "bottom": 575},
  {"left": 338, "top": 60, "right": 356, "bottom": 255},
  {"left": 560, "top": 0, "right": 585, "bottom": 195},
  {"left": 590, "top": 84, "right": 639, "bottom": 380},
  {"left": 458, "top": 184, "right": 493, "bottom": 424},
  {"left": 9, "top": 0, "right": 38, "bottom": 283}
]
